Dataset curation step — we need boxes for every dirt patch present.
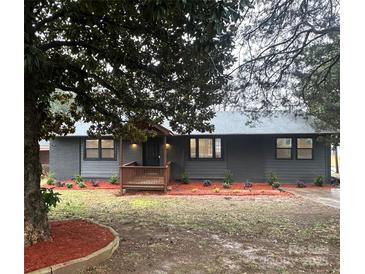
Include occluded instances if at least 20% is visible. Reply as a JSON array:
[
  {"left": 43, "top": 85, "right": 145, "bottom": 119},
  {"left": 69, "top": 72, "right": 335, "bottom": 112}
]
[
  {"left": 24, "top": 219, "right": 114, "bottom": 273},
  {"left": 49, "top": 191, "right": 340, "bottom": 273}
]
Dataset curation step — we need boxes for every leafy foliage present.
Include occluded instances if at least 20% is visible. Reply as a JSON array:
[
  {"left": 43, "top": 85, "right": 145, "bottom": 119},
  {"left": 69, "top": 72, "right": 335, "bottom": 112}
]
[
  {"left": 223, "top": 170, "right": 234, "bottom": 185},
  {"left": 213, "top": 188, "right": 220, "bottom": 193},
  {"left": 40, "top": 188, "right": 61, "bottom": 212},
  {"left": 109, "top": 173, "right": 119, "bottom": 185},
  {"left": 91, "top": 180, "right": 99, "bottom": 187},
  {"left": 66, "top": 183, "right": 74, "bottom": 189},
  {"left": 203, "top": 180, "right": 212, "bottom": 187},
  {"left": 267, "top": 173, "right": 278, "bottom": 185},
  {"left": 46, "top": 172, "right": 55, "bottom": 185},
  {"left": 181, "top": 171, "right": 189, "bottom": 184},
  {"left": 78, "top": 182, "right": 86, "bottom": 188},
  {"left": 25, "top": 0, "right": 248, "bottom": 142},
  {"left": 315, "top": 176, "right": 324, "bottom": 187},
  {"left": 74, "top": 175, "right": 83, "bottom": 184},
  {"left": 271, "top": 182, "right": 281, "bottom": 189}
]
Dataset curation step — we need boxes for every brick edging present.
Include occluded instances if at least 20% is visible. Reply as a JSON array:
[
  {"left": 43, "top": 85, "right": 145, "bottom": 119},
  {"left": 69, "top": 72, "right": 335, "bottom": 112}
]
[{"left": 27, "top": 219, "right": 119, "bottom": 274}]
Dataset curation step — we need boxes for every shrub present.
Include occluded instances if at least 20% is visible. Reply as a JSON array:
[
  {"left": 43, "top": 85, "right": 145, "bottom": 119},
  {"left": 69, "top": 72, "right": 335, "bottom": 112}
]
[
  {"left": 40, "top": 188, "right": 61, "bottom": 212},
  {"left": 109, "top": 173, "right": 119, "bottom": 184},
  {"left": 213, "top": 188, "right": 220, "bottom": 193},
  {"left": 181, "top": 171, "right": 189, "bottom": 184},
  {"left": 78, "top": 182, "right": 86, "bottom": 188},
  {"left": 203, "top": 180, "right": 211, "bottom": 187},
  {"left": 192, "top": 188, "right": 198, "bottom": 193},
  {"left": 66, "top": 183, "right": 73, "bottom": 189},
  {"left": 55, "top": 181, "right": 65, "bottom": 187},
  {"left": 74, "top": 175, "right": 83, "bottom": 183},
  {"left": 223, "top": 170, "right": 234, "bottom": 186},
  {"left": 223, "top": 182, "right": 231, "bottom": 189},
  {"left": 272, "top": 182, "right": 281, "bottom": 189},
  {"left": 314, "top": 176, "right": 324, "bottom": 187},
  {"left": 267, "top": 173, "right": 278, "bottom": 185},
  {"left": 46, "top": 172, "right": 55, "bottom": 185},
  {"left": 296, "top": 180, "right": 305, "bottom": 188},
  {"left": 244, "top": 180, "right": 253, "bottom": 189},
  {"left": 91, "top": 180, "right": 99, "bottom": 187}
]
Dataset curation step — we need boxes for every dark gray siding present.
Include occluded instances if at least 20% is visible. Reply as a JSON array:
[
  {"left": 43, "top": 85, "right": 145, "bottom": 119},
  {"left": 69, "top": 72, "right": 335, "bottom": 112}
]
[
  {"left": 122, "top": 140, "right": 143, "bottom": 164},
  {"left": 80, "top": 139, "right": 119, "bottom": 179},
  {"left": 225, "top": 136, "right": 265, "bottom": 182},
  {"left": 261, "top": 135, "right": 330, "bottom": 182},
  {"left": 50, "top": 137, "right": 80, "bottom": 180},
  {"left": 167, "top": 135, "right": 331, "bottom": 183},
  {"left": 167, "top": 136, "right": 228, "bottom": 180}
]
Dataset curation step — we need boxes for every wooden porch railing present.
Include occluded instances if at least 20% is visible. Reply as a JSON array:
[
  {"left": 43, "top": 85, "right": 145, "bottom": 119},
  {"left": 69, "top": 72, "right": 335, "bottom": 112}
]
[{"left": 120, "top": 161, "right": 171, "bottom": 193}]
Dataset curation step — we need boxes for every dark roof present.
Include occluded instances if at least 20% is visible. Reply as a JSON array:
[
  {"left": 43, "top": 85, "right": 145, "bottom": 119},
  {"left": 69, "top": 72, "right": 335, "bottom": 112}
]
[{"left": 61, "top": 112, "right": 332, "bottom": 137}]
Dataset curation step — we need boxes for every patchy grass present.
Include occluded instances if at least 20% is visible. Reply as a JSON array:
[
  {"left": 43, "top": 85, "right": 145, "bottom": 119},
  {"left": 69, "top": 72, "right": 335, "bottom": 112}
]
[{"left": 49, "top": 190, "right": 340, "bottom": 273}]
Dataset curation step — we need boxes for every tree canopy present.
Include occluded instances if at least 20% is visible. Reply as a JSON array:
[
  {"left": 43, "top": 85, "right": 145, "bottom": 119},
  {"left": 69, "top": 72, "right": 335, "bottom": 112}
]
[
  {"left": 26, "top": 0, "right": 249, "bottom": 141},
  {"left": 24, "top": 0, "right": 248, "bottom": 246},
  {"left": 224, "top": 0, "right": 339, "bottom": 143}
]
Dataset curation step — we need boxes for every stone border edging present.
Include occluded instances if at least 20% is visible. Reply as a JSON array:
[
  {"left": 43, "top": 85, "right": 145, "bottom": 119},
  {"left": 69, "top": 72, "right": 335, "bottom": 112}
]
[{"left": 28, "top": 219, "right": 119, "bottom": 274}]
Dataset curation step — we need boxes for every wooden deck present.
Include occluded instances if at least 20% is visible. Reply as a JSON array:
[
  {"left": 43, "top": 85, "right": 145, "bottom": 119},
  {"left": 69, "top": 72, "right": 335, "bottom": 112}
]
[{"left": 120, "top": 161, "right": 171, "bottom": 192}]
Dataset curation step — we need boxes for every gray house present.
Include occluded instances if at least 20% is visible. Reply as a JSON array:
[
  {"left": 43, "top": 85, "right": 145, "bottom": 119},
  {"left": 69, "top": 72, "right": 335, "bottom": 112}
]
[{"left": 50, "top": 112, "right": 332, "bottom": 190}]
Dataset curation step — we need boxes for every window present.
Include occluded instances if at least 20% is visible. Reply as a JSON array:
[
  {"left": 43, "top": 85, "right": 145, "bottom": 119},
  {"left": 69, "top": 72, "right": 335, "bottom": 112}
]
[
  {"left": 297, "top": 138, "right": 313, "bottom": 159},
  {"left": 190, "top": 138, "right": 196, "bottom": 158},
  {"left": 198, "top": 139, "right": 213, "bottom": 158},
  {"left": 276, "top": 138, "right": 292, "bottom": 159},
  {"left": 85, "top": 139, "right": 116, "bottom": 160},
  {"left": 189, "top": 137, "right": 222, "bottom": 159}
]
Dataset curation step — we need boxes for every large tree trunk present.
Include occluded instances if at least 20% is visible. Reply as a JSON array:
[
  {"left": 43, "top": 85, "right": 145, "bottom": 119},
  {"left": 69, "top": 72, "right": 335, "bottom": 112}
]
[
  {"left": 24, "top": 0, "right": 50, "bottom": 247},
  {"left": 24, "top": 89, "right": 50, "bottom": 246}
]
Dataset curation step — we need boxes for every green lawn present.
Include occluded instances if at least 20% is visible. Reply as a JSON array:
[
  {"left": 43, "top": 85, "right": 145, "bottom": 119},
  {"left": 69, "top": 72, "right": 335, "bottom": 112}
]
[{"left": 49, "top": 190, "right": 340, "bottom": 273}]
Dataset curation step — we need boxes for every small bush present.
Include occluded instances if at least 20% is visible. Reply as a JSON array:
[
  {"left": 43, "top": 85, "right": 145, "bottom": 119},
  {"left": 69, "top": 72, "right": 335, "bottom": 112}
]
[
  {"left": 46, "top": 172, "right": 55, "bottom": 185},
  {"left": 55, "top": 181, "right": 65, "bottom": 187},
  {"left": 74, "top": 175, "right": 83, "bottom": 183},
  {"left": 314, "top": 176, "right": 324, "bottom": 187},
  {"left": 202, "top": 180, "right": 211, "bottom": 187},
  {"left": 192, "top": 188, "right": 198, "bottom": 193},
  {"left": 223, "top": 182, "right": 231, "bottom": 189},
  {"left": 181, "top": 171, "right": 189, "bottom": 184},
  {"left": 244, "top": 180, "right": 253, "bottom": 189},
  {"left": 213, "top": 188, "right": 220, "bottom": 193},
  {"left": 66, "top": 183, "right": 73, "bottom": 189},
  {"left": 40, "top": 188, "right": 61, "bottom": 212},
  {"left": 223, "top": 170, "right": 234, "bottom": 186},
  {"left": 296, "top": 180, "right": 305, "bottom": 188},
  {"left": 91, "top": 180, "right": 99, "bottom": 187},
  {"left": 78, "top": 182, "right": 86, "bottom": 188},
  {"left": 109, "top": 173, "right": 119, "bottom": 184},
  {"left": 267, "top": 173, "right": 278, "bottom": 185},
  {"left": 272, "top": 182, "right": 280, "bottom": 189}
]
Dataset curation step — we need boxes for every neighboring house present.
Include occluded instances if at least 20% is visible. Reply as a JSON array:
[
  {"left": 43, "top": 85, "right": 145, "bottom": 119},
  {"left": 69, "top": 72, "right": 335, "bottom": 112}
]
[
  {"left": 50, "top": 112, "right": 333, "bottom": 189},
  {"left": 39, "top": 140, "right": 50, "bottom": 165}
]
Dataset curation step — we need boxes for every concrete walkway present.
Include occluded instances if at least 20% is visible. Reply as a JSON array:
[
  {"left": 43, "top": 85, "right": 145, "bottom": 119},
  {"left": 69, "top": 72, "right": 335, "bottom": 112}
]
[{"left": 283, "top": 187, "right": 340, "bottom": 209}]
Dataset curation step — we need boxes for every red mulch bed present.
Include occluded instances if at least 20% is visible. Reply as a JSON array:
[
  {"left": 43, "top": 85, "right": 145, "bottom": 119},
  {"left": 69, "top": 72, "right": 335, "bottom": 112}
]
[
  {"left": 24, "top": 220, "right": 114, "bottom": 273},
  {"left": 166, "top": 182, "right": 293, "bottom": 196},
  {"left": 43, "top": 180, "right": 120, "bottom": 190}
]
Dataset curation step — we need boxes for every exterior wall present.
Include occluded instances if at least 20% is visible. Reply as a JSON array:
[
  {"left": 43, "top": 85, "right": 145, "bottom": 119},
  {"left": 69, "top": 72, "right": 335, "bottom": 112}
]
[
  {"left": 51, "top": 134, "right": 330, "bottom": 183},
  {"left": 50, "top": 137, "right": 80, "bottom": 180},
  {"left": 80, "top": 138, "right": 119, "bottom": 179},
  {"left": 168, "top": 134, "right": 331, "bottom": 183},
  {"left": 51, "top": 137, "right": 144, "bottom": 180}
]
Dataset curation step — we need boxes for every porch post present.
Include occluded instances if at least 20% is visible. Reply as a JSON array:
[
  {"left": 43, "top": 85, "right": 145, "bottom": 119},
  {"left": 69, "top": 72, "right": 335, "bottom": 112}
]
[
  {"left": 163, "top": 135, "right": 167, "bottom": 192},
  {"left": 119, "top": 137, "right": 123, "bottom": 194},
  {"left": 163, "top": 135, "right": 167, "bottom": 166}
]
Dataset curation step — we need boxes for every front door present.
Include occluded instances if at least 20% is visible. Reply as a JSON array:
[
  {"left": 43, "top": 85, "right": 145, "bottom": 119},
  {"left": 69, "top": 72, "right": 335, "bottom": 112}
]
[{"left": 143, "top": 138, "right": 160, "bottom": 166}]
